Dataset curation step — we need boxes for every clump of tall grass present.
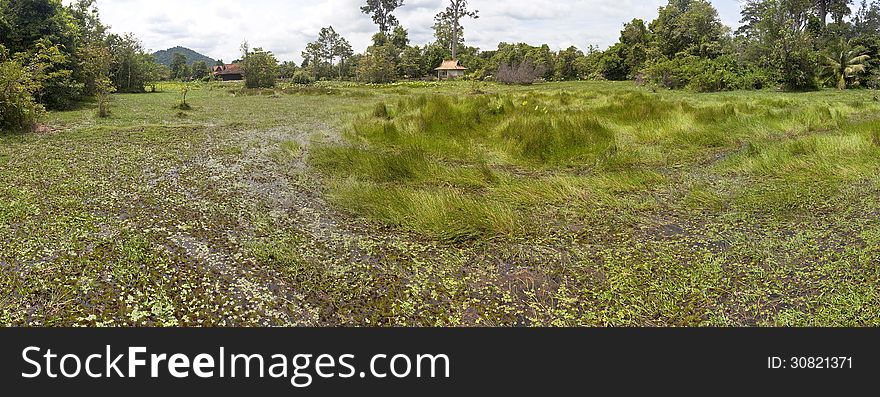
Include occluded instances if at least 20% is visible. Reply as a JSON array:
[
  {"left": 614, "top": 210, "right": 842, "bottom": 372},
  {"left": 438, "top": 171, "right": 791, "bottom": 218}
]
[
  {"left": 326, "top": 180, "right": 521, "bottom": 242},
  {"left": 372, "top": 102, "right": 391, "bottom": 119},
  {"left": 311, "top": 146, "right": 434, "bottom": 183},
  {"left": 497, "top": 114, "right": 617, "bottom": 166}
]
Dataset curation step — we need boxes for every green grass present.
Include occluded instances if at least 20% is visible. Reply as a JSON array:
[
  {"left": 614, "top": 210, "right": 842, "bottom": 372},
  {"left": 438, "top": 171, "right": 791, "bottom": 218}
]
[
  {"left": 1, "top": 80, "right": 880, "bottom": 326},
  {"left": 311, "top": 87, "right": 880, "bottom": 243}
]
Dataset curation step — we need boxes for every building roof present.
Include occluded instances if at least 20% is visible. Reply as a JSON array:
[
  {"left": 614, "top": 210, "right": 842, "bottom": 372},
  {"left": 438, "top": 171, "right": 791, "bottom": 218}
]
[
  {"left": 434, "top": 60, "right": 467, "bottom": 71},
  {"left": 214, "top": 64, "right": 243, "bottom": 75}
]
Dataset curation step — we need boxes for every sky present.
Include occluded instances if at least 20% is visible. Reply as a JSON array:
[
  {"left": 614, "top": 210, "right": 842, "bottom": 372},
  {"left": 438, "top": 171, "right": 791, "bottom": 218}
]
[{"left": 71, "top": 0, "right": 746, "bottom": 63}]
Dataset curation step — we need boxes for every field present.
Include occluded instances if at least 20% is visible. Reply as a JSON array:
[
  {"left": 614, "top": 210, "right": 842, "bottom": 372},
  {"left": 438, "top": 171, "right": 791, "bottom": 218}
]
[{"left": 2, "top": 80, "right": 880, "bottom": 326}]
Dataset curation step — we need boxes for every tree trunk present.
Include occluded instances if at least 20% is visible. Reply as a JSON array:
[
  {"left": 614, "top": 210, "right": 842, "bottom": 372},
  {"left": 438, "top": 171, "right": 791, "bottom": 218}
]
[
  {"left": 818, "top": 1, "right": 828, "bottom": 26},
  {"left": 452, "top": 2, "right": 459, "bottom": 59}
]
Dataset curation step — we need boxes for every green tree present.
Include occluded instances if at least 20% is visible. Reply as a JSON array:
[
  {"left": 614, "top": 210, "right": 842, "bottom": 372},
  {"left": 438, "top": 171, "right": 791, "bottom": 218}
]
[
  {"left": 357, "top": 43, "right": 397, "bottom": 83},
  {"left": 398, "top": 45, "right": 425, "bottom": 78},
  {"left": 304, "top": 26, "right": 354, "bottom": 80},
  {"left": 489, "top": 43, "right": 554, "bottom": 80},
  {"left": 434, "top": 0, "right": 478, "bottom": 59},
  {"left": 575, "top": 46, "right": 604, "bottom": 79},
  {"left": 67, "top": 0, "right": 106, "bottom": 44},
  {"left": 24, "top": 39, "right": 77, "bottom": 109},
  {"left": 815, "top": 0, "right": 853, "bottom": 25},
  {"left": 333, "top": 35, "right": 354, "bottom": 79},
  {"left": 301, "top": 41, "right": 324, "bottom": 78},
  {"left": 739, "top": 0, "right": 820, "bottom": 90},
  {"left": 598, "top": 43, "right": 629, "bottom": 80},
  {"left": 79, "top": 42, "right": 111, "bottom": 100},
  {"left": 1, "top": 0, "right": 82, "bottom": 109},
  {"left": 0, "top": 0, "right": 75, "bottom": 55},
  {"left": 143, "top": 59, "right": 164, "bottom": 92},
  {"left": 242, "top": 46, "right": 278, "bottom": 88},
  {"left": 92, "top": 45, "right": 114, "bottom": 117},
  {"left": 169, "top": 52, "right": 188, "bottom": 80},
  {"left": 360, "top": 0, "right": 404, "bottom": 34},
  {"left": 0, "top": 57, "right": 43, "bottom": 132},
  {"left": 107, "top": 33, "right": 155, "bottom": 92},
  {"left": 650, "top": 0, "right": 728, "bottom": 58},
  {"left": 554, "top": 46, "right": 584, "bottom": 80},
  {"left": 853, "top": 0, "right": 880, "bottom": 35},
  {"left": 823, "top": 39, "right": 871, "bottom": 88},
  {"left": 619, "top": 19, "right": 651, "bottom": 76},
  {"left": 422, "top": 42, "right": 450, "bottom": 72},
  {"left": 67, "top": 0, "right": 111, "bottom": 98},
  {"left": 191, "top": 60, "right": 208, "bottom": 80},
  {"left": 279, "top": 61, "right": 299, "bottom": 79}
]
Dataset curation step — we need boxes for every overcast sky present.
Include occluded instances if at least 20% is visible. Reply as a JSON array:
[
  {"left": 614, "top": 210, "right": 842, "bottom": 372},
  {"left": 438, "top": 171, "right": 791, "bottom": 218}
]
[{"left": 73, "top": 0, "right": 745, "bottom": 63}]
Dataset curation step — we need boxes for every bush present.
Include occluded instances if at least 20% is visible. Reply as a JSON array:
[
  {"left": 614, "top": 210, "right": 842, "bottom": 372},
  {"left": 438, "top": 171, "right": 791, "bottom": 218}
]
[
  {"left": 0, "top": 60, "right": 44, "bottom": 132},
  {"left": 497, "top": 60, "right": 547, "bottom": 85},
  {"left": 292, "top": 70, "right": 314, "bottom": 85},
  {"left": 777, "top": 49, "right": 820, "bottom": 91},
  {"left": 642, "top": 55, "right": 772, "bottom": 92}
]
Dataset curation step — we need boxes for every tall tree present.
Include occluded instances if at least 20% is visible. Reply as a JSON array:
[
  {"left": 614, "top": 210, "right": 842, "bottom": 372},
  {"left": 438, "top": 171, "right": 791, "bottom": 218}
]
[
  {"left": 738, "top": 0, "right": 820, "bottom": 90},
  {"left": 649, "top": 0, "right": 727, "bottom": 58},
  {"left": 853, "top": 0, "right": 880, "bottom": 35},
  {"left": 434, "top": 0, "right": 478, "bottom": 60},
  {"left": 815, "top": 0, "right": 853, "bottom": 25},
  {"left": 360, "top": 0, "right": 404, "bottom": 35},
  {"left": 333, "top": 35, "right": 354, "bottom": 79},
  {"left": 554, "top": 46, "right": 585, "bottom": 80},
  {"left": 67, "top": 0, "right": 106, "bottom": 44},
  {"left": 305, "top": 27, "right": 353, "bottom": 79},
  {"left": 169, "top": 52, "right": 188, "bottom": 80},
  {"left": 317, "top": 26, "right": 337, "bottom": 67},
  {"left": 618, "top": 18, "right": 651, "bottom": 76},
  {"left": 0, "top": 0, "right": 75, "bottom": 55},
  {"left": 301, "top": 41, "right": 324, "bottom": 78}
]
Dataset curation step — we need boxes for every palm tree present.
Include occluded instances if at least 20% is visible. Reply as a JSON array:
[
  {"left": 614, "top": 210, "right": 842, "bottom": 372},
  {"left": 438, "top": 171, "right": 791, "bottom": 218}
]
[{"left": 824, "top": 40, "right": 871, "bottom": 90}]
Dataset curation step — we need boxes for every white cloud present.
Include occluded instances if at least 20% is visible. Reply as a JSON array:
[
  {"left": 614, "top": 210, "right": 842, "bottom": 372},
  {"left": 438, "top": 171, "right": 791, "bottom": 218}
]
[{"left": 74, "top": 0, "right": 744, "bottom": 63}]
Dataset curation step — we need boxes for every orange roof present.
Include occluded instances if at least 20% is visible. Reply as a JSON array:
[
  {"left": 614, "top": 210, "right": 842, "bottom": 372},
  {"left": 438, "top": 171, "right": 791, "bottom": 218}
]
[
  {"left": 214, "top": 64, "right": 243, "bottom": 75},
  {"left": 435, "top": 60, "right": 467, "bottom": 71}
]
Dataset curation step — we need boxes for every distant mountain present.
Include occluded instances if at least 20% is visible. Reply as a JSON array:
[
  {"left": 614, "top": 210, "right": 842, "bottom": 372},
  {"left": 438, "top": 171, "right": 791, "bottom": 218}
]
[{"left": 153, "top": 46, "right": 216, "bottom": 67}]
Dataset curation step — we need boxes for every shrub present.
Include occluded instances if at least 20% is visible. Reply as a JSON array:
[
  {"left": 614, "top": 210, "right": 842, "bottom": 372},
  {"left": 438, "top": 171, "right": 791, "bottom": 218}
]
[
  {"left": 496, "top": 60, "right": 547, "bottom": 85},
  {"left": 642, "top": 55, "right": 772, "bottom": 92},
  {"left": 0, "top": 59, "right": 43, "bottom": 132},
  {"left": 292, "top": 70, "right": 313, "bottom": 85},
  {"left": 172, "top": 85, "right": 192, "bottom": 110}
]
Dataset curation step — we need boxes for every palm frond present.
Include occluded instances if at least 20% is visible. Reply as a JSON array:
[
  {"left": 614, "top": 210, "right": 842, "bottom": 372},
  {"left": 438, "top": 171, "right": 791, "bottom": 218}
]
[
  {"left": 848, "top": 55, "right": 871, "bottom": 65},
  {"left": 846, "top": 65, "right": 867, "bottom": 75}
]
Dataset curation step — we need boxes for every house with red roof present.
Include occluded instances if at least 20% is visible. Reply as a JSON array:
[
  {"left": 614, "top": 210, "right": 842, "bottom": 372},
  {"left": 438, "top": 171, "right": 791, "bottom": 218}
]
[{"left": 212, "top": 64, "right": 243, "bottom": 81}]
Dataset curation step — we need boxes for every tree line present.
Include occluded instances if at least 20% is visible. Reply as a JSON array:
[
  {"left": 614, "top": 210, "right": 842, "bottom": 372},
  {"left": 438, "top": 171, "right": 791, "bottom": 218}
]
[
  {"left": 5, "top": 0, "right": 880, "bottom": 132},
  {"left": 278, "top": 0, "right": 879, "bottom": 90},
  {"left": 1, "top": 0, "right": 163, "bottom": 130}
]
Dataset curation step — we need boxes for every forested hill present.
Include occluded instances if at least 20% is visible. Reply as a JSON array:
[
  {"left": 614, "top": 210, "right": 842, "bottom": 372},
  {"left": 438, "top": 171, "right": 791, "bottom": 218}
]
[{"left": 153, "top": 46, "right": 216, "bottom": 66}]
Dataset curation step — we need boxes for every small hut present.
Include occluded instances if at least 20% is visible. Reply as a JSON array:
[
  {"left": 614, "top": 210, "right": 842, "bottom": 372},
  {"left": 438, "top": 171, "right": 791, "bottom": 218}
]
[{"left": 434, "top": 60, "right": 467, "bottom": 80}]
